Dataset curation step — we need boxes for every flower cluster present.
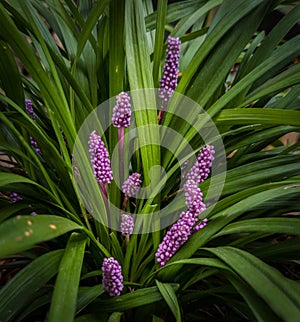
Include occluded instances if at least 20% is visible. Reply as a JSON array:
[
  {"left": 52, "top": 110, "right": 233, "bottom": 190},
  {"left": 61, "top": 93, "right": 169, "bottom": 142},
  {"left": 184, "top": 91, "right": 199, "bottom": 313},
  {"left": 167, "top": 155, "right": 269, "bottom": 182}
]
[
  {"left": 155, "top": 145, "right": 214, "bottom": 267},
  {"left": 186, "top": 145, "right": 215, "bottom": 184},
  {"left": 120, "top": 214, "right": 134, "bottom": 236},
  {"left": 88, "top": 131, "right": 113, "bottom": 184},
  {"left": 155, "top": 210, "right": 207, "bottom": 267},
  {"left": 121, "top": 172, "right": 142, "bottom": 197},
  {"left": 112, "top": 92, "right": 131, "bottom": 128},
  {"left": 26, "top": 99, "right": 41, "bottom": 155},
  {"left": 159, "top": 36, "right": 181, "bottom": 105},
  {"left": 10, "top": 192, "right": 23, "bottom": 203},
  {"left": 102, "top": 257, "right": 124, "bottom": 297}
]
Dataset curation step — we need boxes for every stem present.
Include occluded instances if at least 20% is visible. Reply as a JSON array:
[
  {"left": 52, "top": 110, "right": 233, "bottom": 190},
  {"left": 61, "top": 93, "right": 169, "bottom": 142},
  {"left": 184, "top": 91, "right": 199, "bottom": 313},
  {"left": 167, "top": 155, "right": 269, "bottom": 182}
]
[
  {"left": 125, "top": 234, "right": 130, "bottom": 246},
  {"left": 100, "top": 183, "right": 110, "bottom": 227},
  {"left": 158, "top": 100, "right": 168, "bottom": 124},
  {"left": 122, "top": 195, "right": 129, "bottom": 210},
  {"left": 118, "top": 127, "right": 124, "bottom": 185}
]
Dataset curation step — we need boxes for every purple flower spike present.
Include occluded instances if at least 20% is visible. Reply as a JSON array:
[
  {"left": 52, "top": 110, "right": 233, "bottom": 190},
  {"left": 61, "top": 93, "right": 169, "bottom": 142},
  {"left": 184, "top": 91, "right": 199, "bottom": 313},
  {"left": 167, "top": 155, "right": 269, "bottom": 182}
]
[
  {"left": 187, "top": 145, "right": 215, "bottom": 184},
  {"left": 159, "top": 36, "right": 181, "bottom": 104},
  {"left": 26, "top": 99, "right": 42, "bottom": 155},
  {"left": 89, "top": 130, "right": 113, "bottom": 184},
  {"left": 112, "top": 92, "right": 131, "bottom": 128},
  {"left": 10, "top": 192, "right": 23, "bottom": 203},
  {"left": 122, "top": 173, "right": 142, "bottom": 197},
  {"left": 102, "top": 257, "right": 124, "bottom": 297},
  {"left": 26, "top": 99, "right": 36, "bottom": 120},
  {"left": 183, "top": 179, "right": 206, "bottom": 215},
  {"left": 120, "top": 214, "right": 134, "bottom": 235},
  {"left": 156, "top": 210, "right": 199, "bottom": 267}
]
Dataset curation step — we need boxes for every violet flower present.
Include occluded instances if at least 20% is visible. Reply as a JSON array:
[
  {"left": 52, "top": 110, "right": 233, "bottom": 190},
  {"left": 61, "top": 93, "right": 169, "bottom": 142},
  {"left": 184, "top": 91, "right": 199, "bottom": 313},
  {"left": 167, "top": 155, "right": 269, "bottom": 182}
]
[
  {"left": 159, "top": 36, "right": 181, "bottom": 105},
  {"left": 88, "top": 130, "right": 113, "bottom": 185},
  {"left": 112, "top": 92, "right": 132, "bottom": 184},
  {"left": 120, "top": 214, "right": 134, "bottom": 236},
  {"left": 112, "top": 92, "right": 131, "bottom": 128},
  {"left": 102, "top": 257, "right": 124, "bottom": 297},
  {"left": 10, "top": 192, "right": 23, "bottom": 203},
  {"left": 122, "top": 173, "right": 142, "bottom": 197},
  {"left": 186, "top": 145, "right": 215, "bottom": 184},
  {"left": 26, "top": 99, "right": 41, "bottom": 155}
]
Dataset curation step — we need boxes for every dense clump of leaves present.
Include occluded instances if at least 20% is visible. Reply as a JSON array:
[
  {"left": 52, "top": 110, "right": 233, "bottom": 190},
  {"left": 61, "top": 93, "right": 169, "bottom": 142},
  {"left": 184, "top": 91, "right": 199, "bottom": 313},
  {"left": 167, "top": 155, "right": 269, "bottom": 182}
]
[{"left": 0, "top": 0, "right": 300, "bottom": 321}]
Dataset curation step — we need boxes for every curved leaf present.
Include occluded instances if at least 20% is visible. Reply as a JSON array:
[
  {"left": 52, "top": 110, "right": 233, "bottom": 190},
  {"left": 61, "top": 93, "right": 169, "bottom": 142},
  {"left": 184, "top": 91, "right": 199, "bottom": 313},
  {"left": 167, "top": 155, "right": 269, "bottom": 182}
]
[
  {"left": 0, "top": 215, "right": 83, "bottom": 258},
  {"left": 48, "top": 233, "right": 87, "bottom": 322},
  {"left": 156, "top": 280, "right": 182, "bottom": 322},
  {"left": 208, "top": 247, "right": 300, "bottom": 322},
  {"left": 0, "top": 250, "right": 63, "bottom": 321}
]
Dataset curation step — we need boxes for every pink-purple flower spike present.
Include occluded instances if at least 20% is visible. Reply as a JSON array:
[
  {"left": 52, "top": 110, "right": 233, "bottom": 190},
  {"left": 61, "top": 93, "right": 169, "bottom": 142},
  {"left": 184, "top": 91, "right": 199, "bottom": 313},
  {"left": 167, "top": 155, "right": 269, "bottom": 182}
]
[
  {"left": 112, "top": 92, "right": 131, "bottom": 128},
  {"left": 159, "top": 36, "right": 181, "bottom": 105},
  {"left": 186, "top": 145, "right": 215, "bottom": 184},
  {"left": 102, "top": 257, "right": 124, "bottom": 297},
  {"left": 120, "top": 214, "right": 134, "bottom": 235},
  {"left": 122, "top": 173, "right": 142, "bottom": 197},
  {"left": 155, "top": 209, "right": 206, "bottom": 267},
  {"left": 88, "top": 130, "right": 113, "bottom": 184}
]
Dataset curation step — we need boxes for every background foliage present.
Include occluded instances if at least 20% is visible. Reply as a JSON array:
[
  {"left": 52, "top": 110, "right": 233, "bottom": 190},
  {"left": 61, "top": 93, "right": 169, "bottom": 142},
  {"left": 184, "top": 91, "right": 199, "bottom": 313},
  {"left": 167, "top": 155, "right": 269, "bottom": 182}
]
[{"left": 0, "top": 0, "right": 300, "bottom": 321}]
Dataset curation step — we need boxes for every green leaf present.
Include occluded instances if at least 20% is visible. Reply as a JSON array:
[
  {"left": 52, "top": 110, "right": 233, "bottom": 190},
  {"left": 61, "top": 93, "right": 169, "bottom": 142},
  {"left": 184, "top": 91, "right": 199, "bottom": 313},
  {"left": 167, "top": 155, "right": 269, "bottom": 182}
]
[
  {"left": 152, "top": 0, "right": 167, "bottom": 87},
  {"left": 0, "top": 40, "right": 24, "bottom": 106},
  {"left": 0, "top": 250, "right": 64, "bottom": 321},
  {"left": 216, "top": 108, "right": 300, "bottom": 126},
  {"left": 125, "top": 0, "right": 160, "bottom": 190},
  {"left": 214, "top": 218, "right": 300, "bottom": 238},
  {"left": 0, "top": 215, "right": 83, "bottom": 258},
  {"left": 87, "top": 285, "right": 179, "bottom": 312},
  {"left": 155, "top": 280, "right": 182, "bottom": 322},
  {"left": 76, "top": 285, "right": 104, "bottom": 313},
  {"left": 48, "top": 233, "right": 87, "bottom": 322},
  {"left": 226, "top": 274, "right": 281, "bottom": 322},
  {"left": 108, "top": 312, "right": 124, "bottom": 322},
  {"left": 208, "top": 247, "right": 300, "bottom": 321}
]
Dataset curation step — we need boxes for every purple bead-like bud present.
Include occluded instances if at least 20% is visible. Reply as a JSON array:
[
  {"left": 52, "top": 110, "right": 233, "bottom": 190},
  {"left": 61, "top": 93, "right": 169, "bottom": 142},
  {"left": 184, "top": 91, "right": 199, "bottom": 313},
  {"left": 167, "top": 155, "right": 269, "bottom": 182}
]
[
  {"left": 89, "top": 131, "right": 113, "bottom": 184},
  {"left": 155, "top": 210, "right": 208, "bottom": 267},
  {"left": 186, "top": 145, "right": 215, "bottom": 184},
  {"left": 112, "top": 92, "right": 131, "bottom": 128},
  {"left": 159, "top": 36, "right": 181, "bottom": 104},
  {"left": 10, "top": 192, "right": 23, "bottom": 203},
  {"left": 121, "top": 173, "right": 142, "bottom": 197},
  {"left": 120, "top": 214, "right": 134, "bottom": 235},
  {"left": 156, "top": 210, "right": 196, "bottom": 267},
  {"left": 193, "top": 218, "right": 208, "bottom": 232},
  {"left": 102, "top": 257, "right": 124, "bottom": 297},
  {"left": 183, "top": 179, "right": 206, "bottom": 215},
  {"left": 26, "top": 99, "right": 36, "bottom": 120}
]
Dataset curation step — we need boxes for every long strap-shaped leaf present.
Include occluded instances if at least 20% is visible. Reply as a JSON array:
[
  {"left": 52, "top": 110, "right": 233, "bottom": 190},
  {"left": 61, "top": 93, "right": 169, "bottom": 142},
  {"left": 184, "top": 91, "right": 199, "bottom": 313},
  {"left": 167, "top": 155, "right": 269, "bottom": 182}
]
[
  {"left": 0, "top": 250, "right": 64, "bottom": 321},
  {"left": 48, "top": 232, "right": 87, "bottom": 322},
  {"left": 125, "top": 0, "right": 160, "bottom": 189},
  {"left": 207, "top": 246, "right": 300, "bottom": 322},
  {"left": 155, "top": 280, "right": 182, "bottom": 322},
  {"left": 214, "top": 218, "right": 300, "bottom": 238},
  {"left": 0, "top": 215, "right": 82, "bottom": 258}
]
